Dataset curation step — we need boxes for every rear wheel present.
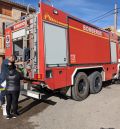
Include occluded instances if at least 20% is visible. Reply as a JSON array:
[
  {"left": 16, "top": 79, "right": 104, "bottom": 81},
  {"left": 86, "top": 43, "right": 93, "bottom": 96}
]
[
  {"left": 72, "top": 72, "right": 90, "bottom": 101},
  {"left": 88, "top": 71, "right": 102, "bottom": 94}
]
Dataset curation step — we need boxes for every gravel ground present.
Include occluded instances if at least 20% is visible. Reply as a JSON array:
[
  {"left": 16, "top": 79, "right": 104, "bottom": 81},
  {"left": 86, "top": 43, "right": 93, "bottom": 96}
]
[{"left": 0, "top": 83, "right": 120, "bottom": 129}]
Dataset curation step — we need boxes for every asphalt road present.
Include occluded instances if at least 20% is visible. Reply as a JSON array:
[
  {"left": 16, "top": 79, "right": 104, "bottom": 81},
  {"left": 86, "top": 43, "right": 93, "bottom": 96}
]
[{"left": 0, "top": 82, "right": 120, "bottom": 129}]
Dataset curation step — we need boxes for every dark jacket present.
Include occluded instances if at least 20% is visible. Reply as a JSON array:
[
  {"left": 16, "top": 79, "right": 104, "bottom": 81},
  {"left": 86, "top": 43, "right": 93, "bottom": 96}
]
[
  {"left": 0, "top": 73, "right": 4, "bottom": 88},
  {"left": 6, "top": 69, "right": 23, "bottom": 91},
  {"left": 0, "top": 73, "right": 3, "bottom": 84},
  {"left": 1, "top": 59, "right": 9, "bottom": 80}
]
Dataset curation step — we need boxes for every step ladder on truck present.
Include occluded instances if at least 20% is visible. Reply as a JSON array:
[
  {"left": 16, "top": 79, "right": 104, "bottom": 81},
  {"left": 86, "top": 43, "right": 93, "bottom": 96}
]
[{"left": 5, "top": 2, "right": 120, "bottom": 101}]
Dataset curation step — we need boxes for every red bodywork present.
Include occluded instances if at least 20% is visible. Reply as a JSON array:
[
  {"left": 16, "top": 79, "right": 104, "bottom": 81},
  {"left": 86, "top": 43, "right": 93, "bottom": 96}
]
[
  {"left": 68, "top": 18, "right": 110, "bottom": 64},
  {"left": 5, "top": 3, "right": 119, "bottom": 90}
]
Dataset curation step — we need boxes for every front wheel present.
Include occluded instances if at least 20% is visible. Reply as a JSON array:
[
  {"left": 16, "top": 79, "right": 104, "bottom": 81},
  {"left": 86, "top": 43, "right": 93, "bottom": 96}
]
[{"left": 72, "top": 72, "right": 90, "bottom": 101}]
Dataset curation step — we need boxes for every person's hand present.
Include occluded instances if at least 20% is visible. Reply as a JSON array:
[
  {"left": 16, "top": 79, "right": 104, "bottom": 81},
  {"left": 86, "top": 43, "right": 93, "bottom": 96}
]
[
  {"left": 15, "top": 62, "right": 23, "bottom": 65},
  {"left": 23, "top": 80, "right": 27, "bottom": 83},
  {"left": 16, "top": 68, "right": 21, "bottom": 73},
  {"left": 8, "top": 62, "right": 11, "bottom": 65}
]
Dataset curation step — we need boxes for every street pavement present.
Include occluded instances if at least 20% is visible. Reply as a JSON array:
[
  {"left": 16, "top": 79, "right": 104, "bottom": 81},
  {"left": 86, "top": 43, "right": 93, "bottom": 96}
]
[{"left": 0, "top": 82, "right": 120, "bottom": 129}]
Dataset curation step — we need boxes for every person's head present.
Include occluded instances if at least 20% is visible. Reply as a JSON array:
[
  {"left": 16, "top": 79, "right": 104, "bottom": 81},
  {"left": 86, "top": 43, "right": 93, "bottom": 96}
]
[
  {"left": 8, "top": 62, "right": 14, "bottom": 70},
  {"left": 8, "top": 55, "right": 16, "bottom": 63}
]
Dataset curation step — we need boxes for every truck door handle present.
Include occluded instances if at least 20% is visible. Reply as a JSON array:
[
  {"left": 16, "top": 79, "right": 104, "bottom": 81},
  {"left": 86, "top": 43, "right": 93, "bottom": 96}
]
[{"left": 64, "top": 58, "right": 66, "bottom": 61}]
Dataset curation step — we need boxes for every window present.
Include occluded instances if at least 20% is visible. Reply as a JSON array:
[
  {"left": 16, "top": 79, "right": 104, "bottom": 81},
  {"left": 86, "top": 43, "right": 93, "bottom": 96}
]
[
  {"left": 20, "top": 12, "right": 26, "bottom": 20},
  {"left": 2, "top": 22, "right": 5, "bottom": 36},
  {"left": 0, "top": 4, "right": 12, "bottom": 16},
  {"left": 21, "top": 12, "right": 26, "bottom": 17}
]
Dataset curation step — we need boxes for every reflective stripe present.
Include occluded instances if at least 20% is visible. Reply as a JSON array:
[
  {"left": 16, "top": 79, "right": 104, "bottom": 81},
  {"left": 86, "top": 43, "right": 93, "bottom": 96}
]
[{"left": 0, "top": 88, "right": 6, "bottom": 91}]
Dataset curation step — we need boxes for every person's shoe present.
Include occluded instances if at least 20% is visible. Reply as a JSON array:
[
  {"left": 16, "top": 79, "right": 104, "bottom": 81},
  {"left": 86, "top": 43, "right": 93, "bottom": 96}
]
[
  {"left": 12, "top": 113, "right": 19, "bottom": 119},
  {"left": 6, "top": 115, "right": 12, "bottom": 119},
  {"left": 15, "top": 112, "right": 20, "bottom": 116},
  {"left": 14, "top": 111, "right": 20, "bottom": 116}
]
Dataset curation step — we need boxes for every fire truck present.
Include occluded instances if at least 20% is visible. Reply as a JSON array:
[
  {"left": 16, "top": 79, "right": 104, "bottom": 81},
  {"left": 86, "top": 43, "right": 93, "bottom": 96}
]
[{"left": 5, "top": 2, "right": 119, "bottom": 101}]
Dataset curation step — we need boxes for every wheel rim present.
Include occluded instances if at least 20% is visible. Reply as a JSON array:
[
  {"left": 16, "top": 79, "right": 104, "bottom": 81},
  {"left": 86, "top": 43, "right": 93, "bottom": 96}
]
[
  {"left": 95, "top": 77, "right": 101, "bottom": 89},
  {"left": 78, "top": 79, "right": 86, "bottom": 94}
]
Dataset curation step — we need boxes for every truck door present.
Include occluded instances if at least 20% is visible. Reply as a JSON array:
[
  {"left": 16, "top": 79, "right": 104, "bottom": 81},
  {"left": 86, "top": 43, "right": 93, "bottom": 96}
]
[{"left": 44, "top": 22, "right": 67, "bottom": 66}]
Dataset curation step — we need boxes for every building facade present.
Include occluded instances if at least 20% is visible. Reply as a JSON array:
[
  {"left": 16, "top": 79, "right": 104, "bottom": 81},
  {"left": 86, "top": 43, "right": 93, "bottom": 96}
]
[{"left": 0, "top": 0, "right": 35, "bottom": 65}]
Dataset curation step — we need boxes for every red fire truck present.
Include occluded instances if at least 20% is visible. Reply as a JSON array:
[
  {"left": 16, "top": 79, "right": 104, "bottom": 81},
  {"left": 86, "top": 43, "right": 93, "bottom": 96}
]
[{"left": 5, "top": 2, "right": 119, "bottom": 101}]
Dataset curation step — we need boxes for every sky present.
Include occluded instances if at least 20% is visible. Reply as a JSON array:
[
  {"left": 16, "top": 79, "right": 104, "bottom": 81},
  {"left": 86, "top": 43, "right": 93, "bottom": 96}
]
[{"left": 14, "top": 0, "right": 120, "bottom": 31}]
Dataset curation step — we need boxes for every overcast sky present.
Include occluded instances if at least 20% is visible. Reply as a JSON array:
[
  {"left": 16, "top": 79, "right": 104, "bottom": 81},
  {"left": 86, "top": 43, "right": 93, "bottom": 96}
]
[{"left": 15, "top": 0, "right": 120, "bottom": 31}]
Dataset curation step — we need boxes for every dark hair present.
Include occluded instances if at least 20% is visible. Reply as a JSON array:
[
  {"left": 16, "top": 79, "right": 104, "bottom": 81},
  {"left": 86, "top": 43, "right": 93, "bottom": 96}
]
[{"left": 8, "top": 62, "right": 16, "bottom": 70}]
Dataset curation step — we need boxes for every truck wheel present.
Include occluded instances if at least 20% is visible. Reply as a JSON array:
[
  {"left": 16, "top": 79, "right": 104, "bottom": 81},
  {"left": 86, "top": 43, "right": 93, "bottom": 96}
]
[
  {"left": 72, "top": 72, "right": 90, "bottom": 101},
  {"left": 88, "top": 71, "right": 102, "bottom": 94}
]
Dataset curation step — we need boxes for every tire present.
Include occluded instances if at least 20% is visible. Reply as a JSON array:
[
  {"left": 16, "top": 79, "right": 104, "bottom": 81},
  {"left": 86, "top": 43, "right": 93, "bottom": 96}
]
[
  {"left": 88, "top": 71, "right": 102, "bottom": 94},
  {"left": 72, "top": 72, "right": 90, "bottom": 101}
]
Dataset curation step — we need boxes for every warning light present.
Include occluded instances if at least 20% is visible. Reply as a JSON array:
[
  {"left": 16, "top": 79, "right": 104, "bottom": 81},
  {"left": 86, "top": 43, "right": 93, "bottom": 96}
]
[{"left": 53, "top": 9, "right": 58, "bottom": 15}]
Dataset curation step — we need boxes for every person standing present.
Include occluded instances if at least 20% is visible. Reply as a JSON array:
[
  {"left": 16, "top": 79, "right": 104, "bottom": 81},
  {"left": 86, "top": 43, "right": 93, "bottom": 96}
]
[
  {"left": 0, "top": 73, "right": 5, "bottom": 105},
  {"left": 5, "top": 62, "right": 23, "bottom": 119},
  {"left": 0, "top": 55, "right": 15, "bottom": 106}
]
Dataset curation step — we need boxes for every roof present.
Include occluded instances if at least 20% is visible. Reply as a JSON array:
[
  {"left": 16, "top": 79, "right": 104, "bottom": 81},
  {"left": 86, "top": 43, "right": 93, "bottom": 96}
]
[{"left": 0, "top": 0, "right": 36, "bottom": 12}]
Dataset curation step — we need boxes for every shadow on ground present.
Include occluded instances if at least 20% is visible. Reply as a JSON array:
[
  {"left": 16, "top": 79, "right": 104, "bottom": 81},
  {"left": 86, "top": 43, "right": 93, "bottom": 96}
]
[
  {"left": 0, "top": 93, "right": 57, "bottom": 129},
  {"left": 102, "top": 80, "right": 120, "bottom": 89}
]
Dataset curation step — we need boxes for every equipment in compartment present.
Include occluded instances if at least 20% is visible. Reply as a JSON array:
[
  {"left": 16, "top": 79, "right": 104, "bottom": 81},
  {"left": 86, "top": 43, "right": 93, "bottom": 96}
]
[{"left": 11, "top": 14, "right": 38, "bottom": 79}]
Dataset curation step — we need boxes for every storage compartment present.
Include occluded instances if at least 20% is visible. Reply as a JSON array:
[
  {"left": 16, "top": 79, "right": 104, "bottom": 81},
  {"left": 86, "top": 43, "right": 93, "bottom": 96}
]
[
  {"left": 68, "top": 18, "right": 111, "bottom": 65},
  {"left": 110, "top": 42, "right": 117, "bottom": 63},
  {"left": 13, "top": 39, "right": 23, "bottom": 61},
  {"left": 10, "top": 15, "right": 38, "bottom": 79},
  {"left": 44, "top": 22, "right": 67, "bottom": 67},
  {"left": 13, "top": 38, "right": 32, "bottom": 78}
]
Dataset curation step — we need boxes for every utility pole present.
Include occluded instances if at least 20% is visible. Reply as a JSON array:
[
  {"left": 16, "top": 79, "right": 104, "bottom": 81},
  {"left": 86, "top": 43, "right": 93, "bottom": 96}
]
[{"left": 114, "top": 0, "right": 118, "bottom": 31}]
